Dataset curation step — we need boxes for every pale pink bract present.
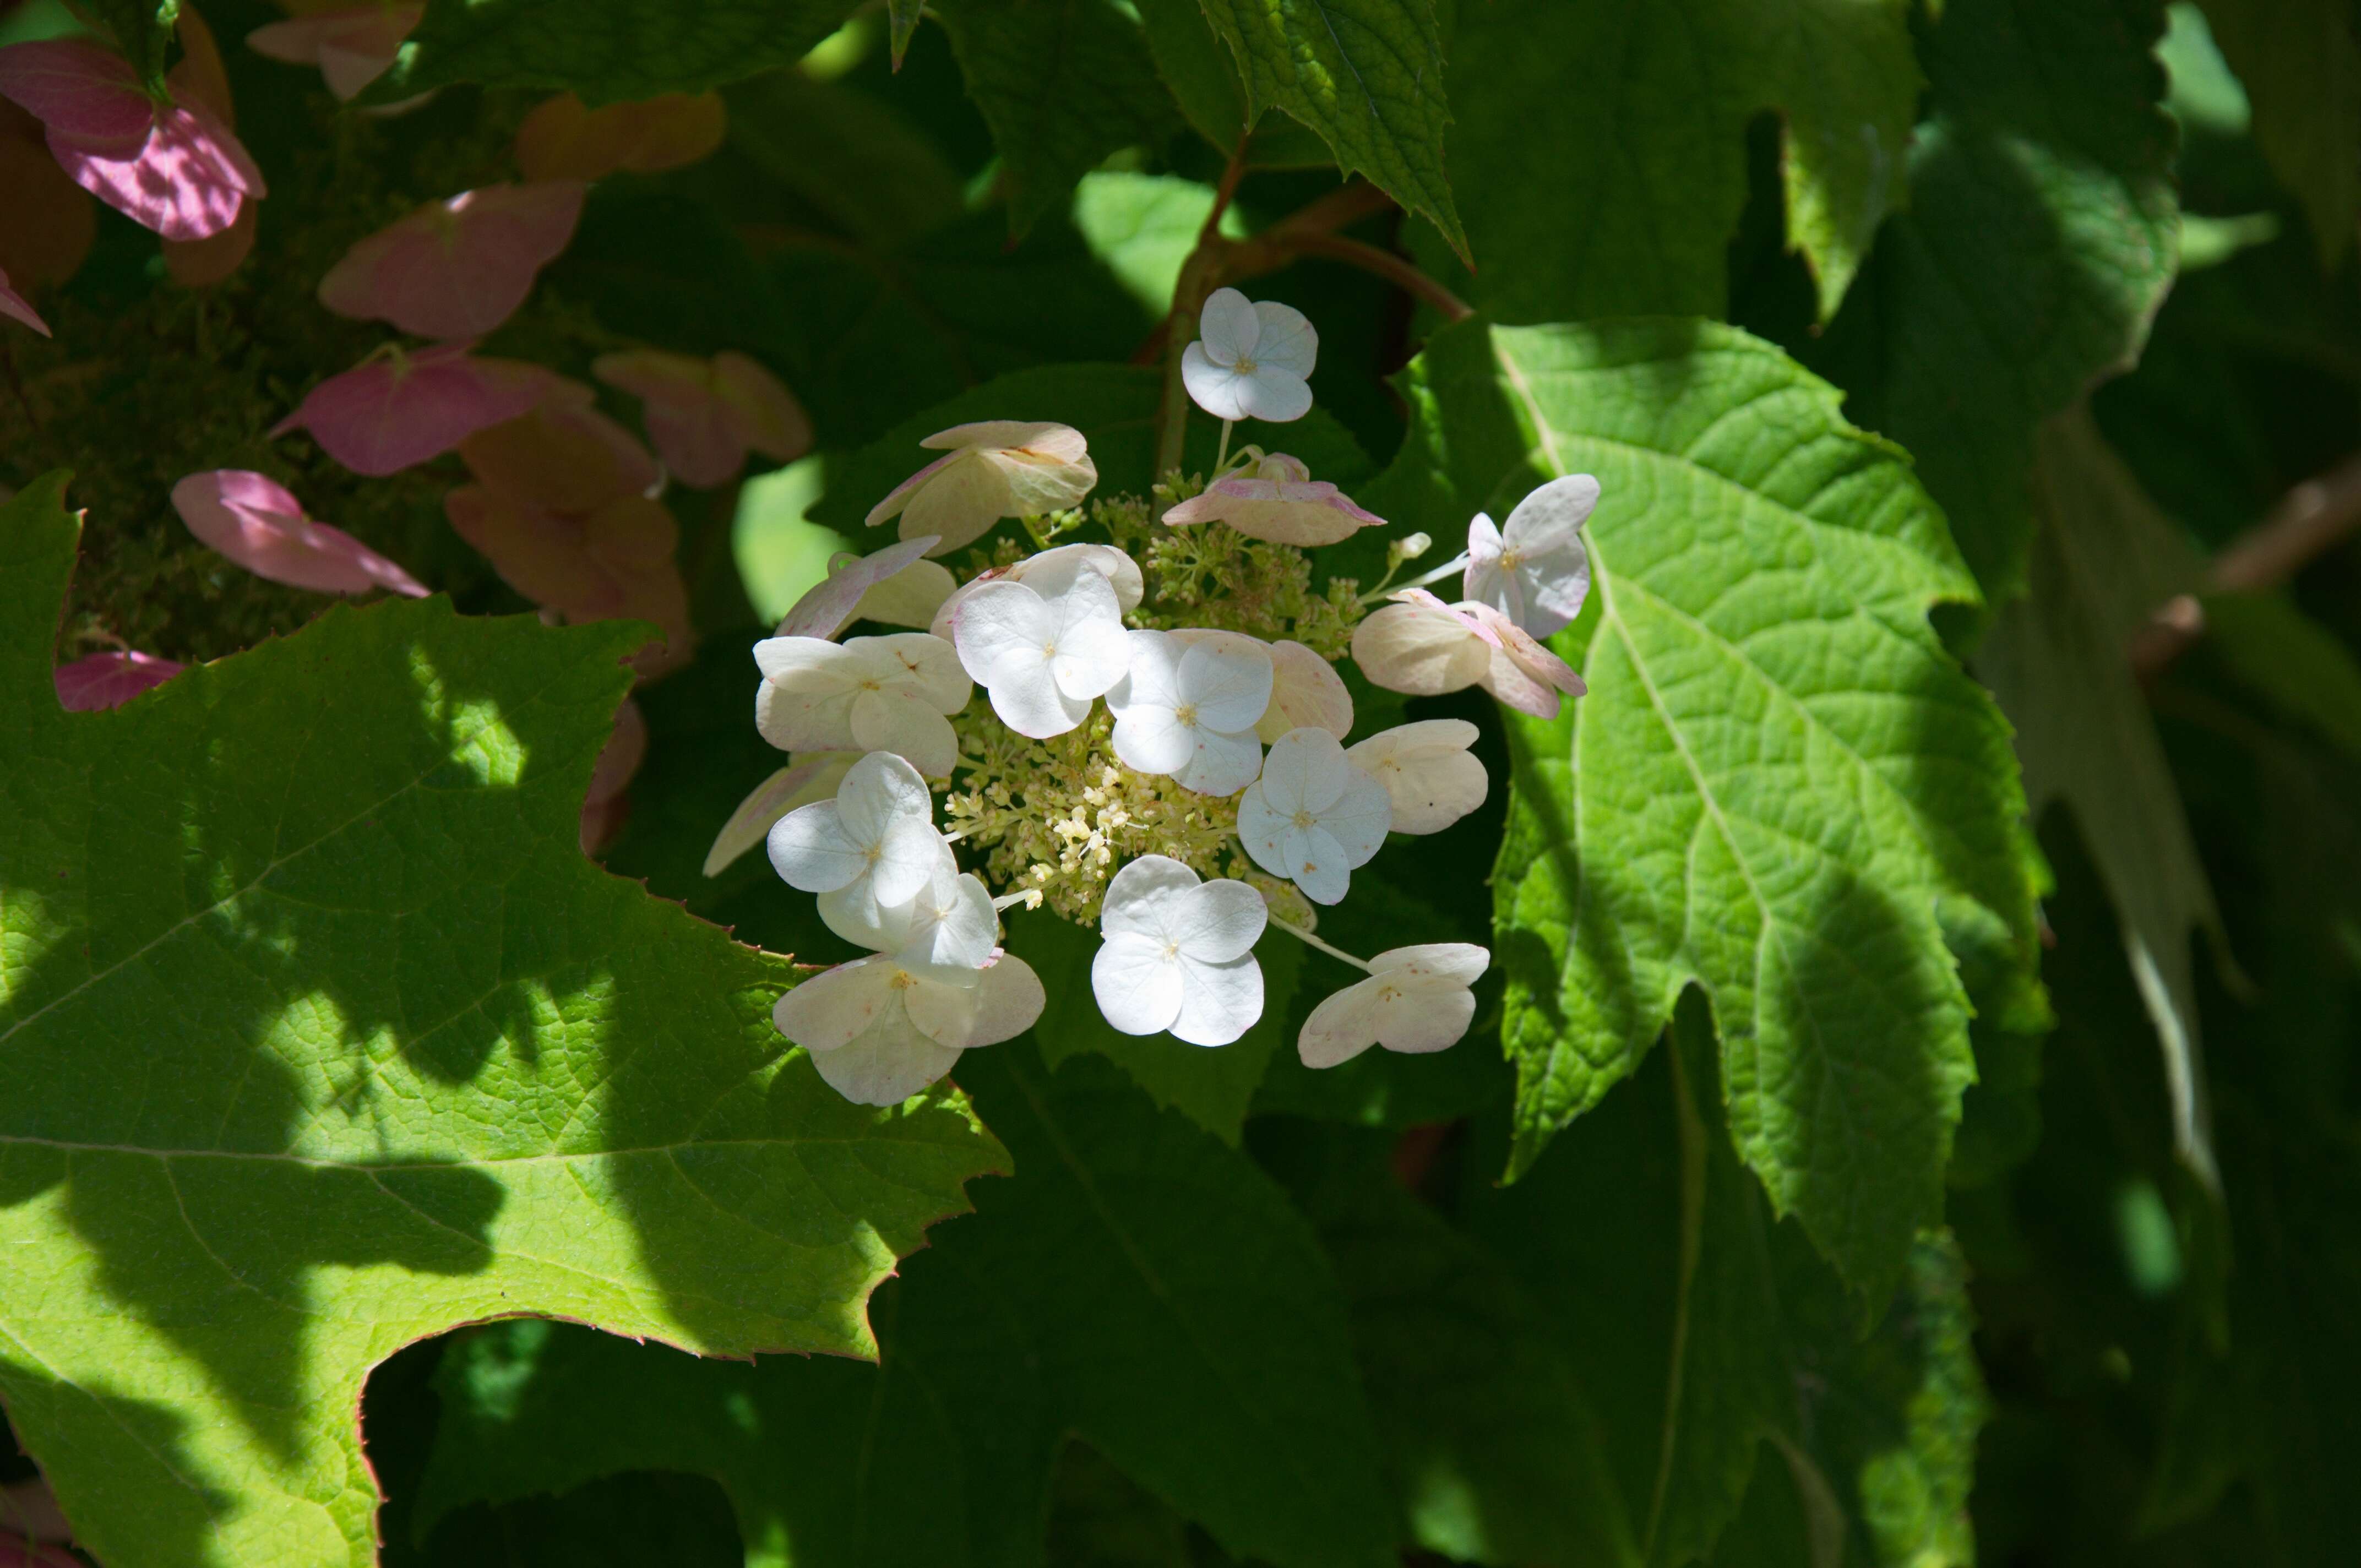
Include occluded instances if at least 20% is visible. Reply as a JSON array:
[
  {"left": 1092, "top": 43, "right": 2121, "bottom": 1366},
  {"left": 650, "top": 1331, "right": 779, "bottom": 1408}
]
[
  {"left": 0, "top": 40, "right": 150, "bottom": 157},
  {"left": 53, "top": 651, "right": 184, "bottom": 712},
  {"left": 1161, "top": 451, "right": 1381, "bottom": 546},
  {"left": 592, "top": 349, "right": 813, "bottom": 487},
  {"left": 171, "top": 470, "right": 429, "bottom": 596},
  {"left": 318, "top": 182, "right": 587, "bottom": 340},
  {"left": 246, "top": 5, "right": 423, "bottom": 102},
  {"left": 272, "top": 341, "right": 551, "bottom": 476}
]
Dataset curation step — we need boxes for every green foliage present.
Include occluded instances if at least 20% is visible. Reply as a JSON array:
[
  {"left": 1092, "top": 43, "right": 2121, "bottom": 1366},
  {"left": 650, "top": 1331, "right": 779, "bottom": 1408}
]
[
  {"left": 1804, "top": 0, "right": 2182, "bottom": 606},
  {"left": 1430, "top": 0, "right": 1919, "bottom": 323},
  {"left": 2191, "top": 0, "right": 2361, "bottom": 263},
  {"left": 1976, "top": 406, "right": 2224, "bottom": 1191},
  {"left": 81, "top": 0, "right": 178, "bottom": 91},
  {"left": 931, "top": 0, "right": 1183, "bottom": 236},
  {"left": 0, "top": 478, "right": 1002, "bottom": 1567},
  {"left": 1375, "top": 317, "right": 2038, "bottom": 1294},
  {"left": 410, "top": 1046, "right": 1394, "bottom": 1568},
  {"left": 378, "top": 0, "right": 862, "bottom": 101},
  {"left": 1190, "top": 0, "right": 1465, "bottom": 255}
]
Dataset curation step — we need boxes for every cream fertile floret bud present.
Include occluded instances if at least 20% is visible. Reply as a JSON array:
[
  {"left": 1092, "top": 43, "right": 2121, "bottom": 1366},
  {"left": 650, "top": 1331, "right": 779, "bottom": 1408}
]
[
  {"left": 866, "top": 421, "right": 1098, "bottom": 556},
  {"left": 1298, "top": 944, "right": 1490, "bottom": 1068},
  {"left": 753, "top": 630, "right": 971, "bottom": 778},
  {"left": 1236, "top": 728, "right": 1392, "bottom": 906},
  {"left": 951, "top": 567, "right": 1133, "bottom": 739},
  {"left": 1182, "top": 287, "right": 1318, "bottom": 423},
  {"left": 1106, "top": 629, "right": 1274, "bottom": 796},
  {"left": 1345, "top": 720, "right": 1487, "bottom": 835},
  {"left": 1161, "top": 453, "right": 1381, "bottom": 546},
  {"left": 1091, "top": 856, "right": 1268, "bottom": 1046},
  {"left": 1463, "top": 475, "right": 1596, "bottom": 638}
]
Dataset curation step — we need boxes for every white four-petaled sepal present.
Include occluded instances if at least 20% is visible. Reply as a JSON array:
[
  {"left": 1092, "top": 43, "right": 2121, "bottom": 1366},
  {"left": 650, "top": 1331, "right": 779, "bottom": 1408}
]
[
  {"left": 766, "top": 751, "right": 953, "bottom": 949},
  {"left": 1106, "top": 628, "right": 1272, "bottom": 796},
  {"left": 863, "top": 421, "right": 1098, "bottom": 556},
  {"left": 1348, "top": 589, "right": 1494, "bottom": 698},
  {"left": 1092, "top": 855, "right": 1267, "bottom": 1046},
  {"left": 1344, "top": 720, "right": 1486, "bottom": 835},
  {"left": 753, "top": 630, "right": 971, "bottom": 777},
  {"left": 1462, "top": 475, "right": 1596, "bottom": 637},
  {"left": 928, "top": 541, "right": 1144, "bottom": 642},
  {"left": 1297, "top": 944, "right": 1489, "bottom": 1068},
  {"left": 951, "top": 568, "right": 1133, "bottom": 739},
  {"left": 1236, "top": 728, "right": 1391, "bottom": 905},
  {"left": 1180, "top": 288, "right": 1318, "bottom": 423}
]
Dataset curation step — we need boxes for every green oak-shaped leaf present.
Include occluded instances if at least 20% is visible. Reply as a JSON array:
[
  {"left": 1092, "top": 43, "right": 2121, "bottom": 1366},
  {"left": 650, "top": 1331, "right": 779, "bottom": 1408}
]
[
  {"left": 1378, "top": 318, "right": 2039, "bottom": 1294},
  {"left": 1806, "top": 0, "right": 2179, "bottom": 607},
  {"left": 2193, "top": 0, "right": 2361, "bottom": 265},
  {"left": 412, "top": 1046, "right": 1396, "bottom": 1568},
  {"left": 1192, "top": 0, "right": 1466, "bottom": 259},
  {"left": 1976, "top": 406, "right": 2224, "bottom": 1194},
  {"left": 1427, "top": 0, "right": 1920, "bottom": 323},
  {"left": 374, "top": 0, "right": 861, "bottom": 102},
  {"left": 0, "top": 477, "right": 1004, "bottom": 1568},
  {"left": 931, "top": 0, "right": 1184, "bottom": 238}
]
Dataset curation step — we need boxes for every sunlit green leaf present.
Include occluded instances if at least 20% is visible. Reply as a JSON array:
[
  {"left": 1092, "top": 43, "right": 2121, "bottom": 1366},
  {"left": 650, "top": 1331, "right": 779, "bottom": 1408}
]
[{"left": 0, "top": 477, "right": 1003, "bottom": 1568}]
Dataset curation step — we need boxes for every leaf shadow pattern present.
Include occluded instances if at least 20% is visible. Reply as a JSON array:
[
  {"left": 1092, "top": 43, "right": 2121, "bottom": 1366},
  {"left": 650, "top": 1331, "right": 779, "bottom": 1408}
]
[{"left": 0, "top": 477, "right": 1003, "bottom": 1568}]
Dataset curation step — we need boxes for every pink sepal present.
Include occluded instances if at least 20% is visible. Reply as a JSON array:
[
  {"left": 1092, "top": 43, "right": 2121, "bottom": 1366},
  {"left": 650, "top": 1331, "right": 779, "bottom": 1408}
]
[
  {"left": 171, "top": 470, "right": 429, "bottom": 596},
  {"left": 53, "top": 650, "right": 184, "bottom": 711},
  {"left": 273, "top": 342, "right": 551, "bottom": 476},
  {"left": 318, "top": 181, "right": 587, "bottom": 340}
]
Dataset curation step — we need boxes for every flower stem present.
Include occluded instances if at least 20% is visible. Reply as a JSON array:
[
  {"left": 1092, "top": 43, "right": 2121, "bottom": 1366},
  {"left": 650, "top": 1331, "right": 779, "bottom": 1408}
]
[
  {"left": 1267, "top": 913, "right": 1373, "bottom": 973},
  {"left": 1213, "top": 418, "right": 1234, "bottom": 476},
  {"left": 1359, "top": 551, "right": 1471, "bottom": 605}
]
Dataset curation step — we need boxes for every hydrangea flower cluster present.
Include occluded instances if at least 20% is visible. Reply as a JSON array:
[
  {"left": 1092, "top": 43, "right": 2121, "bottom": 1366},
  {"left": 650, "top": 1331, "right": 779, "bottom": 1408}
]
[{"left": 718, "top": 289, "right": 1600, "bottom": 1105}]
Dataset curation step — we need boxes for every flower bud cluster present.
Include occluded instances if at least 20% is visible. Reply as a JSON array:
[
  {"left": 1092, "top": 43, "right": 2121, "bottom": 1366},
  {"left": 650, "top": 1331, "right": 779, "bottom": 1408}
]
[{"left": 721, "top": 291, "right": 1602, "bottom": 1106}]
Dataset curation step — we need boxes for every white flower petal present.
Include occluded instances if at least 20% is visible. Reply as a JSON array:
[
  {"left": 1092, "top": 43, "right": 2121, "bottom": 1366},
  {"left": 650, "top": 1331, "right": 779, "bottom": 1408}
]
[
  {"left": 1012, "top": 542, "right": 1143, "bottom": 609},
  {"left": 950, "top": 579, "right": 1056, "bottom": 687},
  {"left": 1101, "top": 853, "right": 1203, "bottom": 941},
  {"left": 754, "top": 674, "right": 857, "bottom": 754},
  {"left": 1092, "top": 930, "right": 1184, "bottom": 1036},
  {"left": 1172, "top": 951, "right": 1263, "bottom": 1046},
  {"left": 1249, "top": 301, "right": 1317, "bottom": 379},
  {"left": 766, "top": 801, "right": 863, "bottom": 892},
  {"left": 1503, "top": 473, "right": 1600, "bottom": 553},
  {"left": 1182, "top": 345, "right": 1260, "bottom": 422},
  {"left": 1176, "top": 724, "right": 1264, "bottom": 797},
  {"left": 897, "top": 451, "right": 1011, "bottom": 554},
  {"left": 1232, "top": 369, "right": 1313, "bottom": 424},
  {"left": 853, "top": 632, "right": 972, "bottom": 712},
  {"left": 1372, "top": 987, "right": 1478, "bottom": 1054},
  {"left": 988, "top": 668, "right": 1092, "bottom": 739},
  {"left": 1346, "top": 721, "right": 1488, "bottom": 835},
  {"left": 772, "top": 956, "right": 900, "bottom": 1053},
  {"left": 962, "top": 951, "right": 1046, "bottom": 1047},
  {"left": 752, "top": 633, "right": 845, "bottom": 685},
  {"left": 902, "top": 968, "right": 983, "bottom": 1049},
  {"left": 1298, "top": 981, "right": 1381, "bottom": 1068},
  {"left": 1235, "top": 786, "right": 1289, "bottom": 881},
  {"left": 848, "top": 690, "right": 959, "bottom": 777},
  {"left": 1179, "top": 631, "right": 1274, "bottom": 734},
  {"left": 1371, "top": 941, "right": 1492, "bottom": 988},
  {"left": 833, "top": 749, "right": 933, "bottom": 843},
  {"left": 1168, "top": 878, "right": 1267, "bottom": 963},
  {"left": 1044, "top": 571, "right": 1129, "bottom": 700},
  {"left": 1255, "top": 640, "right": 1353, "bottom": 743},
  {"left": 808, "top": 1004, "right": 964, "bottom": 1105},
  {"left": 873, "top": 815, "right": 954, "bottom": 909},
  {"left": 818, "top": 880, "right": 897, "bottom": 951},
  {"left": 1290, "top": 823, "right": 1352, "bottom": 905},
  {"left": 775, "top": 537, "right": 940, "bottom": 640},
  {"left": 853, "top": 556, "right": 958, "bottom": 630},
  {"left": 1113, "top": 703, "right": 1199, "bottom": 777},
  {"left": 1324, "top": 768, "right": 1394, "bottom": 867},
  {"left": 1198, "top": 286, "right": 1260, "bottom": 366},
  {"left": 1259, "top": 727, "right": 1353, "bottom": 815}
]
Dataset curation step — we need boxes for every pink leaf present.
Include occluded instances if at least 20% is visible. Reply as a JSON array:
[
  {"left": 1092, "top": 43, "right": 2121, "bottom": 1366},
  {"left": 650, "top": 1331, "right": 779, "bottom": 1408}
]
[
  {"left": 53, "top": 650, "right": 183, "bottom": 712},
  {"left": 247, "top": 6, "right": 423, "bottom": 102},
  {"left": 50, "top": 97, "right": 264, "bottom": 241},
  {"left": 171, "top": 469, "right": 429, "bottom": 596},
  {"left": 272, "top": 341, "right": 551, "bottom": 476},
  {"left": 0, "top": 39, "right": 150, "bottom": 157},
  {"left": 592, "top": 349, "right": 812, "bottom": 487},
  {"left": 318, "top": 181, "right": 587, "bottom": 340},
  {"left": 0, "top": 265, "right": 48, "bottom": 335}
]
